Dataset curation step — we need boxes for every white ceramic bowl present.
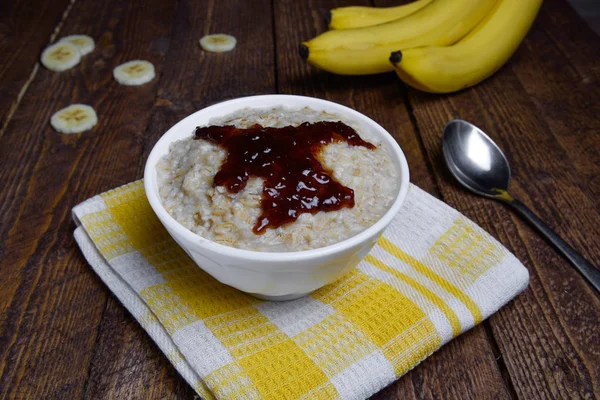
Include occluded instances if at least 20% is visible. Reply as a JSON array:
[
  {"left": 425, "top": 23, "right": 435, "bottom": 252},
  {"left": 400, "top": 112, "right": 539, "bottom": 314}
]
[{"left": 144, "top": 95, "right": 409, "bottom": 301}]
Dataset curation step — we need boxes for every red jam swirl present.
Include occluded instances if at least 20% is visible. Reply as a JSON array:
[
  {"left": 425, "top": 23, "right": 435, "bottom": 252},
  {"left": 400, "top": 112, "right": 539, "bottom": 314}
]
[{"left": 194, "top": 121, "right": 375, "bottom": 234}]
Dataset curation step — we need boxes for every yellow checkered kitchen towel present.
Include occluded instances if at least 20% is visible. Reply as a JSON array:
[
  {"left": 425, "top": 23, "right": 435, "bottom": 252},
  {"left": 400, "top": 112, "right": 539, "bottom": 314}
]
[{"left": 72, "top": 180, "right": 528, "bottom": 400}]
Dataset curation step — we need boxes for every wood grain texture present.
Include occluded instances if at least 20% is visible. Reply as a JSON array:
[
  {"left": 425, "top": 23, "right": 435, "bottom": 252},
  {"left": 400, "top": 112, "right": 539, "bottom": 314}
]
[
  {"left": 0, "top": 0, "right": 178, "bottom": 397},
  {"left": 511, "top": 0, "right": 600, "bottom": 197},
  {"left": 0, "top": 0, "right": 598, "bottom": 399},
  {"left": 276, "top": 0, "right": 510, "bottom": 399},
  {"left": 82, "top": 298, "right": 196, "bottom": 399},
  {"left": 395, "top": 1, "right": 600, "bottom": 397},
  {"left": 82, "top": 0, "right": 278, "bottom": 397},
  {"left": 0, "top": 0, "right": 71, "bottom": 132}
]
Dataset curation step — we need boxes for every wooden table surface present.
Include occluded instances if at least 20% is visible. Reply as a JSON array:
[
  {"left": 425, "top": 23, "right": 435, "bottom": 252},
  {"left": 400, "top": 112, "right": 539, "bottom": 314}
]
[{"left": 1, "top": 0, "right": 599, "bottom": 398}]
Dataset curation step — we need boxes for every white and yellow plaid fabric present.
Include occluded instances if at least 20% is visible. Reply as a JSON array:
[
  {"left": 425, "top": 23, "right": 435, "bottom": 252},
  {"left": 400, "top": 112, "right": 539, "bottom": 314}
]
[{"left": 73, "top": 180, "right": 528, "bottom": 400}]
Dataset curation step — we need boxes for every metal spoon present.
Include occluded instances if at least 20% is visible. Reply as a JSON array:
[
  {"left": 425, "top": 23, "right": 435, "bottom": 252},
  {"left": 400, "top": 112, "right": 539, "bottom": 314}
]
[{"left": 442, "top": 119, "right": 600, "bottom": 293}]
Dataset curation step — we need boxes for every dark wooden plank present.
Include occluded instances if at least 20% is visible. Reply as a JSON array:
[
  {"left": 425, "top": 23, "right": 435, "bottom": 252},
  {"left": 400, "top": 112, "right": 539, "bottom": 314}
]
[
  {"left": 399, "top": 5, "right": 600, "bottom": 398},
  {"left": 510, "top": 0, "right": 600, "bottom": 197},
  {"left": 83, "top": 299, "right": 195, "bottom": 399},
  {"left": 0, "top": 0, "right": 71, "bottom": 133},
  {"left": 83, "top": 0, "right": 278, "bottom": 397},
  {"left": 275, "top": 0, "right": 510, "bottom": 399},
  {"left": 0, "top": 0, "right": 179, "bottom": 397},
  {"left": 541, "top": 0, "right": 600, "bottom": 82}
]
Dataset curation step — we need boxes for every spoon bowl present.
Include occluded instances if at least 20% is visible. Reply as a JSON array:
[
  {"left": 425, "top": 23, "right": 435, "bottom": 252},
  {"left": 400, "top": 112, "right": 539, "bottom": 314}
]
[{"left": 442, "top": 119, "right": 511, "bottom": 198}]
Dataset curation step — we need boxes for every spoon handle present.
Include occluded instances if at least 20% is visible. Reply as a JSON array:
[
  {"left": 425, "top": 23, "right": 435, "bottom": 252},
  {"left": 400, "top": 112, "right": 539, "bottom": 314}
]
[{"left": 507, "top": 199, "right": 600, "bottom": 293}]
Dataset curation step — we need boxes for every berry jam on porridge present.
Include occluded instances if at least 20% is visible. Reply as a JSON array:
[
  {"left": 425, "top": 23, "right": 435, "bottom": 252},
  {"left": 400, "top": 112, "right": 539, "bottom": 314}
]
[{"left": 156, "top": 107, "right": 398, "bottom": 252}]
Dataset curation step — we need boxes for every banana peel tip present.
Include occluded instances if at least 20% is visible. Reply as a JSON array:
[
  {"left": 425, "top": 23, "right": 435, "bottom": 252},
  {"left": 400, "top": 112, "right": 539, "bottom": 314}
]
[
  {"left": 389, "top": 51, "right": 403, "bottom": 65},
  {"left": 325, "top": 10, "right": 332, "bottom": 26},
  {"left": 299, "top": 44, "right": 309, "bottom": 60}
]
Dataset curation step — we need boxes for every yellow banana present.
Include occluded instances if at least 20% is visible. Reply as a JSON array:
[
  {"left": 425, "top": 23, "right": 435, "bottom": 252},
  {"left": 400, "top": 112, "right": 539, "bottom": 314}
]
[
  {"left": 327, "top": 0, "right": 432, "bottom": 30},
  {"left": 390, "top": 0, "right": 543, "bottom": 93},
  {"left": 300, "top": 0, "right": 498, "bottom": 75}
]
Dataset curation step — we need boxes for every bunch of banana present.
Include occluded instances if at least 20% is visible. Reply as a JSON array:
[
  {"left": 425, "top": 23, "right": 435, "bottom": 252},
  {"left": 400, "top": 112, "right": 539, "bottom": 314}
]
[
  {"left": 300, "top": 0, "right": 498, "bottom": 75},
  {"left": 390, "top": 0, "right": 543, "bottom": 93}
]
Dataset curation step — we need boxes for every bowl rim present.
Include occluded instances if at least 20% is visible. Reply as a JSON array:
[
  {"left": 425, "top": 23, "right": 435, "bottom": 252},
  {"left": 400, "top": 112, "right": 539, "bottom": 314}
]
[{"left": 144, "top": 94, "right": 410, "bottom": 262}]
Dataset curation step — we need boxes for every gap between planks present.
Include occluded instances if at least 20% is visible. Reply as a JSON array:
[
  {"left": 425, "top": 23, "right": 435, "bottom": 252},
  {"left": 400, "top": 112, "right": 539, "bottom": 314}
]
[
  {"left": 398, "top": 82, "right": 442, "bottom": 199},
  {"left": 483, "top": 321, "right": 519, "bottom": 400},
  {"left": 132, "top": 0, "right": 192, "bottom": 182},
  {"left": 80, "top": 299, "right": 112, "bottom": 400},
  {"left": 271, "top": 0, "right": 280, "bottom": 94},
  {"left": 0, "top": 0, "right": 78, "bottom": 139}
]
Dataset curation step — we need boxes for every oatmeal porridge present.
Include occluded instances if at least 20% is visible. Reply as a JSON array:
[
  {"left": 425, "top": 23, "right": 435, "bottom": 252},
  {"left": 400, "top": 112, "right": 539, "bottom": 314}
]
[{"left": 156, "top": 106, "right": 399, "bottom": 252}]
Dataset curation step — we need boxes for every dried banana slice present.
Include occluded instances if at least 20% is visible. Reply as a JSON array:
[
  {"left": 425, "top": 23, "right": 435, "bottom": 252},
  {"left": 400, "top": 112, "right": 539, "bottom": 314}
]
[
  {"left": 50, "top": 104, "right": 98, "bottom": 134},
  {"left": 113, "top": 60, "right": 156, "bottom": 86},
  {"left": 199, "top": 34, "right": 237, "bottom": 52},
  {"left": 59, "top": 34, "right": 95, "bottom": 56},
  {"left": 41, "top": 42, "right": 81, "bottom": 71}
]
